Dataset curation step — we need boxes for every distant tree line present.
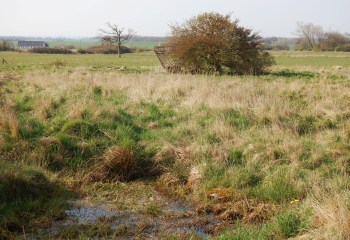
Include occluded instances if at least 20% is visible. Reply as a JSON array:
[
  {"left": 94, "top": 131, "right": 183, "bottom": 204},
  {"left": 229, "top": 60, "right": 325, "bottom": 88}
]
[
  {"left": 296, "top": 22, "right": 350, "bottom": 51},
  {"left": 28, "top": 45, "right": 135, "bottom": 55},
  {"left": 262, "top": 37, "right": 298, "bottom": 50},
  {"left": 0, "top": 41, "right": 14, "bottom": 51},
  {"left": 29, "top": 47, "right": 74, "bottom": 54},
  {"left": 129, "top": 36, "right": 167, "bottom": 43},
  {"left": 77, "top": 44, "right": 132, "bottom": 54}
]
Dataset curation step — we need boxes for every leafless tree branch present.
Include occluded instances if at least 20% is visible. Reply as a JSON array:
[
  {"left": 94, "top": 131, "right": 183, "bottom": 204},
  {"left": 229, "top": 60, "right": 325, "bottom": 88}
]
[{"left": 99, "top": 22, "right": 136, "bottom": 58}]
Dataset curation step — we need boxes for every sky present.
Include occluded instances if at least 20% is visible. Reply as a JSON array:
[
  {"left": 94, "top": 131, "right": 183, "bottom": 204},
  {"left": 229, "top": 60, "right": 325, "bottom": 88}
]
[{"left": 0, "top": 0, "right": 349, "bottom": 38}]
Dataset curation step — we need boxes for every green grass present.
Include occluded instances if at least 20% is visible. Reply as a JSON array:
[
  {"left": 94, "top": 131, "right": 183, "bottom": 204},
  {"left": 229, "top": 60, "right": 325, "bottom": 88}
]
[
  {"left": 0, "top": 161, "right": 70, "bottom": 238},
  {"left": 45, "top": 39, "right": 100, "bottom": 48},
  {"left": 0, "top": 51, "right": 160, "bottom": 72},
  {"left": 0, "top": 50, "right": 350, "bottom": 238},
  {"left": 272, "top": 50, "right": 350, "bottom": 67},
  {"left": 1, "top": 50, "right": 350, "bottom": 73}
]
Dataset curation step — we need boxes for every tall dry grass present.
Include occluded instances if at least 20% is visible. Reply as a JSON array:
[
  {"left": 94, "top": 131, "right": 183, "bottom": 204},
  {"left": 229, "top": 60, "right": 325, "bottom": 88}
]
[
  {"left": 21, "top": 69, "right": 349, "bottom": 113},
  {"left": 18, "top": 69, "right": 350, "bottom": 169},
  {"left": 0, "top": 106, "right": 19, "bottom": 139},
  {"left": 2, "top": 67, "right": 349, "bottom": 238},
  {"left": 298, "top": 184, "right": 350, "bottom": 240}
]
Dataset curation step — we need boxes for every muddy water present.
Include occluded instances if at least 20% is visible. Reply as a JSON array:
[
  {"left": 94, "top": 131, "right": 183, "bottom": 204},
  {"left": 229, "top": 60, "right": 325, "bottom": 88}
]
[{"left": 46, "top": 197, "right": 220, "bottom": 239}]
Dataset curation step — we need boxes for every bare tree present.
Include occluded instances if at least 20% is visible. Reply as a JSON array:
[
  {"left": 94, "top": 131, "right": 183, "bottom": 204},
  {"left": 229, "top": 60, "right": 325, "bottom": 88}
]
[
  {"left": 296, "top": 22, "right": 324, "bottom": 50},
  {"left": 100, "top": 23, "right": 135, "bottom": 58}
]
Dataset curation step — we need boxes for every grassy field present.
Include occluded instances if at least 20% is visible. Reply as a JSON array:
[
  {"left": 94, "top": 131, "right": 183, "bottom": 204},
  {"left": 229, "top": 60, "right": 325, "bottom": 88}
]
[
  {"left": 0, "top": 51, "right": 159, "bottom": 73},
  {"left": 0, "top": 50, "right": 350, "bottom": 239},
  {"left": 273, "top": 51, "right": 350, "bottom": 68},
  {"left": 44, "top": 39, "right": 161, "bottom": 49},
  {"left": 10, "top": 39, "right": 161, "bottom": 49},
  {"left": 2, "top": 51, "right": 350, "bottom": 71}
]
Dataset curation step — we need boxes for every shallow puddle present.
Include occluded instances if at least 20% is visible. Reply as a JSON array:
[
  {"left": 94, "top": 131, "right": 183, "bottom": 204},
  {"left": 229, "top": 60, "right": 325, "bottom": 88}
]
[{"left": 45, "top": 197, "right": 219, "bottom": 238}]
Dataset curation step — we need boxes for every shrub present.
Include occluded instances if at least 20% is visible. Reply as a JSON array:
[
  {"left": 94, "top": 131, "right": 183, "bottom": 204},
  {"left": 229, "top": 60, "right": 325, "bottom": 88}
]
[
  {"left": 77, "top": 48, "right": 94, "bottom": 54},
  {"left": 84, "top": 45, "right": 132, "bottom": 54},
  {"left": 335, "top": 43, "right": 350, "bottom": 52},
  {"left": 0, "top": 41, "right": 14, "bottom": 51},
  {"left": 162, "top": 12, "right": 274, "bottom": 75},
  {"left": 29, "top": 47, "right": 73, "bottom": 54}
]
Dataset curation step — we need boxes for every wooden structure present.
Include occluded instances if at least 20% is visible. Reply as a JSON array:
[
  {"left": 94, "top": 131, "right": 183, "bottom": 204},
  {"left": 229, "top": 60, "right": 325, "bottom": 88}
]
[{"left": 154, "top": 46, "right": 181, "bottom": 73}]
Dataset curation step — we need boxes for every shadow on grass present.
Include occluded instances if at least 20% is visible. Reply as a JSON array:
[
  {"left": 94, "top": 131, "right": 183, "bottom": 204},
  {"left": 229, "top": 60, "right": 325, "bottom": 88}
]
[
  {"left": 0, "top": 162, "right": 75, "bottom": 239},
  {"left": 267, "top": 70, "right": 318, "bottom": 79}
]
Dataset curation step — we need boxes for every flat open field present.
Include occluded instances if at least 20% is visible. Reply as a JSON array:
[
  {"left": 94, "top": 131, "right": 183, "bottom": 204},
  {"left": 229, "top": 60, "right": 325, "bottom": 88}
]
[
  {"left": 1, "top": 51, "right": 350, "bottom": 239},
  {"left": 2, "top": 51, "right": 350, "bottom": 70},
  {"left": 10, "top": 39, "right": 161, "bottom": 49}
]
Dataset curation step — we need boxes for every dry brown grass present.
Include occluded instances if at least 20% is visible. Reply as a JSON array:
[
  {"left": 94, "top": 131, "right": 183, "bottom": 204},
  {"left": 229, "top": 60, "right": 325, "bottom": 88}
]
[
  {"left": 0, "top": 72, "right": 17, "bottom": 87},
  {"left": 0, "top": 135, "right": 5, "bottom": 149},
  {"left": 197, "top": 198, "right": 276, "bottom": 224},
  {"left": 19, "top": 69, "right": 350, "bottom": 126},
  {"left": 301, "top": 186, "right": 350, "bottom": 240},
  {"left": 17, "top": 69, "right": 350, "bottom": 171},
  {"left": 84, "top": 146, "right": 138, "bottom": 182},
  {"left": 3, "top": 65, "right": 349, "bottom": 238},
  {"left": 157, "top": 172, "right": 181, "bottom": 187},
  {"left": 0, "top": 106, "right": 19, "bottom": 139}
]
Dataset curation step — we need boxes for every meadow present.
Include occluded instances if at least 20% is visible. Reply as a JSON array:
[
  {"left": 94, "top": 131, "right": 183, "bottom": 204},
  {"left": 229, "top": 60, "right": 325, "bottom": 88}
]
[
  {"left": 9, "top": 39, "right": 160, "bottom": 50},
  {"left": 0, "top": 50, "right": 350, "bottom": 239}
]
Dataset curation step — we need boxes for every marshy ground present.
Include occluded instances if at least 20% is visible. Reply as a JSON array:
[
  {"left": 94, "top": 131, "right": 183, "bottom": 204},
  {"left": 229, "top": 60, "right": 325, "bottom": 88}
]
[{"left": 0, "top": 51, "right": 350, "bottom": 239}]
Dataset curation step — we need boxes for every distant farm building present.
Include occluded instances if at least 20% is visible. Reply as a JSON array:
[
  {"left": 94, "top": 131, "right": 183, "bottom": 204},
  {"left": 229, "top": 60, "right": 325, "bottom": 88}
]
[{"left": 17, "top": 41, "right": 49, "bottom": 49}]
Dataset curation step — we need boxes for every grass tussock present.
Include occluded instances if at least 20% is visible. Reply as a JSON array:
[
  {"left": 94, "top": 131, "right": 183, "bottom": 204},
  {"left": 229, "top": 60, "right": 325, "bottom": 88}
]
[{"left": 84, "top": 146, "right": 138, "bottom": 182}]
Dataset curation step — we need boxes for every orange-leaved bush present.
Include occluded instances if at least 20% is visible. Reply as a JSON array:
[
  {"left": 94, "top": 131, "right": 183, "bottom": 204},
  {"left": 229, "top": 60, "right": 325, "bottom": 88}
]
[{"left": 163, "top": 12, "right": 274, "bottom": 75}]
